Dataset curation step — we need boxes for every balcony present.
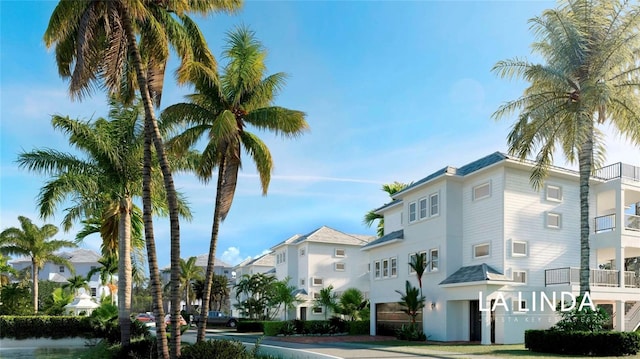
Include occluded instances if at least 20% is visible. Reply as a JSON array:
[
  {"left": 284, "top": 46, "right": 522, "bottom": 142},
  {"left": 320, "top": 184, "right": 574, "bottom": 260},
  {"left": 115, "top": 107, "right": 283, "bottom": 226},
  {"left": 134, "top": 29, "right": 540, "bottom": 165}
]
[
  {"left": 594, "top": 213, "right": 640, "bottom": 233},
  {"left": 545, "top": 267, "right": 639, "bottom": 288},
  {"left": 595, "top": 163, "right": 640, "bottom": 182}
]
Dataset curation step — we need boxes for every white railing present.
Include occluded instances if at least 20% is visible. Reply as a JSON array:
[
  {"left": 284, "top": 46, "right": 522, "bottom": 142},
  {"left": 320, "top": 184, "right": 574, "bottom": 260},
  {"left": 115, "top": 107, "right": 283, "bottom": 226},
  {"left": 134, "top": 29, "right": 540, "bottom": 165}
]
[
  {"left": 625, "top": 302, "right": 640, "bottom": 332},
  {"left": 545, "top": 267, "right": 640, "bottom": 287},
  {"left": 595, "top": 214, "right": 615, "bottom": 233},
  {"left": 625, "top": 214, "right": 640, "bottom": 231},
  {"left": 595, "top": 163, "right": 640, "bottom": 181}
]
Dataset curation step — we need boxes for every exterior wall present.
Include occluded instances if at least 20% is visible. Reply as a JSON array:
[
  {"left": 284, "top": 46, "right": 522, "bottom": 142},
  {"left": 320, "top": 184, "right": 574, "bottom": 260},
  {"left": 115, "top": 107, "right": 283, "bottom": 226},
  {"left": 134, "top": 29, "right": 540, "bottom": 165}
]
[{"left": 383, "top": 205, "right": 403, "bottom": 235}]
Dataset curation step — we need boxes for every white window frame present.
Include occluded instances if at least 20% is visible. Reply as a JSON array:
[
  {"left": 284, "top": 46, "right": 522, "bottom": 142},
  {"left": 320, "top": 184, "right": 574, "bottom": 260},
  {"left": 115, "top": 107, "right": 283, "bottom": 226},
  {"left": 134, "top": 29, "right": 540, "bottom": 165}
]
[
  {"left": 512, "top": 270, "right": 527, "bottom": 284},
  {"left": 473, "top": 182, "right": 491, "bottom": 201},
  {"left": 313, "top": 292, "right": 320, "bottom": 299},
  {"left": 390, "top": 257, "right": 397, "bottom": 277},
  {"left": 429, "top": 248, "right": 439, "bottom": 272},
  {"left": 335, "top": 262, "right": 345, "bottom": 271},
  {"left": 546, "top": 184, "right": 562, "bottom": 202},
  {"left": 546, "top": 212, "right": 562, "bottom": 229},
  {"left": 473, "top": 243, "right": 490, "bottom": 259},
  {"left": 419, "top": 197, "right": 428, "bottom": 219},
  {"left": 90, "top": 287, "right": 97, "bottom": 297},
  {"left": 312, "top": 277, "right": 323, "bottom": 286},
  {"left": 409, "top": 201, "right": 417, "bottom": 223},
  {"left": 312, "top": 306, "right": 323, "bottom": 314},
  {"left": 300, "top": 278, "right": 305, "bottom": 286},
  {"left": 512, "top": 241, "right": 528, "bottom": 257},
  {"left": 374, "top": 261, "right": 381, "bottom": 279},
  {"left": 430, "top": 193, "right": 439, "bottom": 217},
  {"left": 409, "top": 251, "right": 427, "bottom": 273},
  {"left": 382, "top": 259, "right": 389, "bottom": 278},
  {"left": 334, "top": 248, "right": 345, "bottom": 257},
  {"left": 300, "top": 248, "right": 305, "bottom": 256}
]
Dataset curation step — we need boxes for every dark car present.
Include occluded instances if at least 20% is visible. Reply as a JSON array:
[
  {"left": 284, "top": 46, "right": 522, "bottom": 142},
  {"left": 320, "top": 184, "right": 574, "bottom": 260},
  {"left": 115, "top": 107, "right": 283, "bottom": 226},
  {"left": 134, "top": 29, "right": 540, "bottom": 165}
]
[{"left": 194, "top": 311, "right": 238, "bottom": 328}]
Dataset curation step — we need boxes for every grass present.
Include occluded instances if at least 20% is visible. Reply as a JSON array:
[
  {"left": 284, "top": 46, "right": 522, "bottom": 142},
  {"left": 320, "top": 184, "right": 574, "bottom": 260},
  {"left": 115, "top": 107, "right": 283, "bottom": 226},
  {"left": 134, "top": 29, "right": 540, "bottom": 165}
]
[{"left": 353, "top": 341, "right": 640, "bottom": 359}]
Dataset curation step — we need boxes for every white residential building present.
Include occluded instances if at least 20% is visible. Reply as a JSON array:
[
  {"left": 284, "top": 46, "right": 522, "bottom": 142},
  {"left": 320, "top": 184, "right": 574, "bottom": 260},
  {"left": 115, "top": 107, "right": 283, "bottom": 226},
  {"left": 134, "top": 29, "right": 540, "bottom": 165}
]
[
  {"left": 270, "top": 226, "right": 374, "bottom": 320},
  {"left": 363, "top": 152, "right": 640, "bottom": 344},
  {"left": 230, "top": 252, "right": 275, "bottom": 317}
]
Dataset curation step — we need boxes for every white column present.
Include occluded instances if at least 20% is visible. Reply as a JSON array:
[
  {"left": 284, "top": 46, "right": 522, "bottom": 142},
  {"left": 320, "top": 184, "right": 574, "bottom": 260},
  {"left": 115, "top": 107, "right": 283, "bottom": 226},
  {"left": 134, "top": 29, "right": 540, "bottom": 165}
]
[
  {"left": 481, "top": 304, "right": 491, "bottom": 345},
  {"left": 615, "top": 300, "right": 626, "bottom": 331},
  {"left": 616, "top": 246, "right": 625, "bottom": 287},
  {"left": 370, "top": 301, "right": 376, "bottom": 335}
]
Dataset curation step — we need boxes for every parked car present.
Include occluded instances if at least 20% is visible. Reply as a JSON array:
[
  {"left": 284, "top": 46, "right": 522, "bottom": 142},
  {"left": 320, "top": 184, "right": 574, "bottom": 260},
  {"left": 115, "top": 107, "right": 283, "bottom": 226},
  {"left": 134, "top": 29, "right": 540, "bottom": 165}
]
[
  {"left": 164, "top": 314, "right": 187, "bottom": 326},
  {"left": 134, "top": 312, "right": 155, "bottom": 323},
  {"left": 193, "top": 311, "right": 238, "bottom": 328}
]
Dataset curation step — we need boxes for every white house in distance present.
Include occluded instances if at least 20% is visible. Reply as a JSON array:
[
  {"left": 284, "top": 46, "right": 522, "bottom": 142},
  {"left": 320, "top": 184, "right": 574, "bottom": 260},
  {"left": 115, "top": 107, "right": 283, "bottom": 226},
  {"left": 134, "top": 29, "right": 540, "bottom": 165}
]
[
  {"left": 363, "top": 152, "right": 640, "bottom": 344},
  {"left": 270, "top": 226, "right": 374, "bottom": 320},
  {"left": 9, "top": 248, "right": 111, "bottom": 301}
]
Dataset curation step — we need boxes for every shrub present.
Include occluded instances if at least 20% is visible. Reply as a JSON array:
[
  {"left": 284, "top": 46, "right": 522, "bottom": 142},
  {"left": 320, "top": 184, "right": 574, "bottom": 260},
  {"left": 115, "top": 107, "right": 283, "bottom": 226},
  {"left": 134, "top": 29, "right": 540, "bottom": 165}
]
[
  {"left": 262, "top": 321, "right": 286, "bottom": 336},
  {"left": 348, "top": 320, "right": 369, "bottom": 335},
  {"left": 376, "top": 323, "right": 398, "bottom": 336},
  {"left": 329, "top": 316, "right": 348, "bottom": 333},
  {"left": 553, "top": 296, "right": 609, "bottom": 332},
  {"left": 278, "top": 321, "right": 296, "bottom": 336},
  {"left": 179, "top": 339, "right": 253, "bottom": 359},
  {"left": 116, "top": 337, "right": 158, "bottom": 359},
  {"left": 0, "top": 316, "right": 94, "bottom": 339},
  {"left": 236, "top": 320, "right": 264, "bottom": 333},
  {"left": 525, "top": 330, "right": 640, "bottom": 356},
  {"left": 396, "top": 324, "right": 426, "bottom": 341}
]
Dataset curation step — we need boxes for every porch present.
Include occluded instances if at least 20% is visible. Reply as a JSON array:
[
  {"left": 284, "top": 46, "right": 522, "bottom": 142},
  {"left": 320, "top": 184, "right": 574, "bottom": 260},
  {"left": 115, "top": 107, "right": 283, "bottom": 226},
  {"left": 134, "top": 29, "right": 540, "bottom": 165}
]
[{"left": 544, "top": 267, "right": 639, "bottom": 288}]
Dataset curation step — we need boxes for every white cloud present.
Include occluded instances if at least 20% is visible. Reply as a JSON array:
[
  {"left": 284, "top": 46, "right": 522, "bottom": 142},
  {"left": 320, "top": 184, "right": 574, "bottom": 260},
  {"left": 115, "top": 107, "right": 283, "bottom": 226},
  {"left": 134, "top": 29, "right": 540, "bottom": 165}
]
[{"left": 220, "top": 246, "right": 250, "bottom": 266}]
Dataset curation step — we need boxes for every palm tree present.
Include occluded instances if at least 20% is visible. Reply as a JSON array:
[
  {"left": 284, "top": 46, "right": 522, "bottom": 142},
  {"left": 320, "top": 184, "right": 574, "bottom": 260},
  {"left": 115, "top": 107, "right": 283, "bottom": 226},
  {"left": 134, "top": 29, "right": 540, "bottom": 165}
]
[
  {"left": 63, "top": 275, "right": 90, "bottom": 296},
  {"left": 409, "top": 252, "right": 428, "bottom": 298},
  {"left": 338, "top": 288, "right": 367, "bottom": 321},
  {"left": 364, "top": 182, "right": 410, "bottom": 237},
  {"left": 88, "top": 255, "right": 119, "bottom": 304},
  {"left": 43, "top": 2, "right": 240, "bottom": 356},
  {"left": 396, "top": 280, "right": 425, "bottom": 325},
  {"left": 179, "top": 257, "right": 203, "bottom": 314},
  {"left": 313, "top": 285, "right": 339, "bottom": 320},
  {"left": 272, "top": 277, "right": 302, "bottom": 321},
  {"left": 0, "top": 216, "right": 76, "bottom": 312},
  {"left": 211, "top": 274, "right": 230, "bottom": 311},
  {"left": 17, "top": 100, "right": 189, "bottom": 345},
  {"left": 492, "top": 0, "right": 640, "bottom": 295},
  {"left": 163, "top": 26, "right": 308, "bottom": 341}
]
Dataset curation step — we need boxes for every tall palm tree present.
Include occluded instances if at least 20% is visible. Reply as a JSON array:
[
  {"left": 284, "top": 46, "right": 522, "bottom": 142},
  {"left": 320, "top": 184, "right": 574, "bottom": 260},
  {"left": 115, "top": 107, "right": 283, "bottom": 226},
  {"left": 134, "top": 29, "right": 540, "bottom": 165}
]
[
  {"left": 163, "top": 26, "right": 308, "bottom": 341},
  {"left": 364, "top": 182, "right": 410, "bottom": 237},
  {"left": 43, "top": 2, "right": 240, "bottom": 357},
  {"left": 0, "top": 216, "right": 76, "bottom": 312},
  {"left": 211, "top": 274, "right": 230, "bottom": 311},
  {"left": 17, "top": 100, "right": 189, "bottom": 345},
  {"left": 179, "top": 256, "right": 203, "bottom": 314},
  {"left": 492, "top": 0, "right": 640, "bottom": 295}
]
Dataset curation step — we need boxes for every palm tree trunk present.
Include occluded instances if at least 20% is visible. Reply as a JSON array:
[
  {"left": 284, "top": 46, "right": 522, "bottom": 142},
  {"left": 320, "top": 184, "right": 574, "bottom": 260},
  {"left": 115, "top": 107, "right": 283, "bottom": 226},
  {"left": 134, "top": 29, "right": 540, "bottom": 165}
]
[
  {"left": 119, "top": 5, "right": 170, "bottom": 358},
  {"left": 578, "top": 122, "right": 594, "bottom": 296},
  {"left": 32, "top": 259, "right": 38, "bottom": 313},
  {"left": 197, "top": 158, "right": 227, "bottom": 342},
  {"left": 118, "top": 197, "right": 133, "bottom": 346}
]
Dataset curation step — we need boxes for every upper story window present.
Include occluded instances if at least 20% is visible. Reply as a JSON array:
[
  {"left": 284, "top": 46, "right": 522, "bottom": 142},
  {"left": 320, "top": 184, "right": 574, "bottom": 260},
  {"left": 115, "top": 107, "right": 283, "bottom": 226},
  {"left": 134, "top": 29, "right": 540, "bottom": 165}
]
[
  {"left": 409, "top": 251, "right": 427, "bottom": 274},
  {"left": 300, "top": 248, "right": 305, "bottom": 256},
  {"left": 546, "top": 212, "right": 562, "bottom": 229},
  {"left": 382, "top": 259, "right": 389, "bottom": 278},
  {"left": 429, "top": 249, "right": 439, "bottom": 272},
  {"left": 546, "top": 185, "right": 562, "bottom": 202},
  {"left": 473, "top": 182, "right": 491, "bottom": 201},
  {"left": 312, "top": 277, "right": 323, "bottom": 286},
  {"left": 430, "top": 193, "right": 439, "bottom": 216},
  {"left": 390, "top": 257, "right": 397, "bottom": 277},
  {"left": 59, "top": 266, "right": 65, "bottom": 273},
  {"left": 419, "top": 197, "right": 428, "bottom": 219},
  {"left": 90, "top": 287, "right": 97, "bottom": 297},
  {"left": 473, "top": 243, "right": 490, "bottom": 258},
  {"left": 334, "top": 248, "right": 345, "bottom": 257},
  {"left": 313, "top": 292, "right": 321, "bottom": 299},
  {"left": 335, "top": 262, "right": 345, "bottom": 271},
  {"left": 512, "top": 241, "right": 528, "bottom": 257},
  {"left": 409, "top": 202, "right": 417, "bottom": 223},
  {"left": 300, "top": 278, "right": 305, "bottom": 286},
  {"left": 374, "top": 261, "right": 381, "bottom": 279},
  {"left": 512, "top": 270, "right": 527, "bottom": 284}
]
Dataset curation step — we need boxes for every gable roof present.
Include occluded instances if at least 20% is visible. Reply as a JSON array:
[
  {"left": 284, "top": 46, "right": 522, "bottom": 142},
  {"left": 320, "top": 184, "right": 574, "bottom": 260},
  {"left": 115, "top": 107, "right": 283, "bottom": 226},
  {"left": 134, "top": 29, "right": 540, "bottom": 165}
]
[
  {"left": 439, "top": 263, "right": 510, "bottom": 285},
  {"left": 10, "top": 248, "right": 101, "bottom": 264},
  {"left": 360, "top": 230, "right": 404, "bottom": 251},
  {"left": 271, "top": 226, "right": 374, "bottom": 250}
]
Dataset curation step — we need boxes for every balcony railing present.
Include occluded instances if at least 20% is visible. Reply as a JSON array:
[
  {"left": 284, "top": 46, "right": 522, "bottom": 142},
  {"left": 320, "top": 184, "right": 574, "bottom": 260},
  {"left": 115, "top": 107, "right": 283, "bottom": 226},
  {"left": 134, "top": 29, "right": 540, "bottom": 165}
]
[
  {"left": 594, "top": 213, "right": 640, "bottom": 233},
  {"left": 545, "top": 267, "right": 639, "bottom": 288},
  {"left": 595, "top": 163, "right": 640, "bottom": 181}
]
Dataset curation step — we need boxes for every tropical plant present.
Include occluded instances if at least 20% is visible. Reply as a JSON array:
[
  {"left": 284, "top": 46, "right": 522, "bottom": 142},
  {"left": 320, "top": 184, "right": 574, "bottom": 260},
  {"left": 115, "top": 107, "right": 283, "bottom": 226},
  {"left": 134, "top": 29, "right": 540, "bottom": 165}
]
[
  {"left": 43, "top": 287, "right": 74, "bottom": 315},
  {"left": 409, "top": 252, "right": 428, "bottom": 297},
  {"left": 0, "top": 216, "right": 76, "bottom": 312},
  {"left": 179, "top": 256, "right": 204, "bottom": 314},
  {"left": 0, "top": 283, "right": 32, "bottom": 315},
  {"left": 396, "top": 280, "right": 425, "bottom": 325},
  {"left": 17, "top": 100, "right": 190, "bottom": 346},
  {"left": 233, "top": 273, "right": 278, "bottom": 320},
  {"left": 272, "top": 277, "right": 303, "bottom": 321},
  {"left": 43, "top": 1, "right": 241, "bottom": 356},
  {"left": 313, "top": 285, "right": 339, "bottom": 320},
  {"left": 492, "top": 0, "right": 640, "bottom": 295},
  {"left": 364, "top": 182, "right": 410, "bottom": 237},
  {"left": 211, "top": 274, "right": 230, "bottom": 312},
  {"left": 163, "top": 26, "right": 308, "bottom": 342},
  {"left": 0, "top": 255, "right": 16, "bottom": 287},
  {"left": 63, "top": 275, "right": 90, "bottom": 296},
  {"left": 338, "top": 288, "right": 368, "bottom": 321}
]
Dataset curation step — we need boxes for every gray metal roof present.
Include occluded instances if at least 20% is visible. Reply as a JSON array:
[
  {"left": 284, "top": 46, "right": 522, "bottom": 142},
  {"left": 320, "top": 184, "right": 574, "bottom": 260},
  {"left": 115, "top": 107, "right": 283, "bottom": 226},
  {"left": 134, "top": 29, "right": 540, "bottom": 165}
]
[
  {"left": 360, "top": 230, "right": 404, "bottom": 250},
  {"left": 439, "top": 263, "right": 509, "bottom": 285}
]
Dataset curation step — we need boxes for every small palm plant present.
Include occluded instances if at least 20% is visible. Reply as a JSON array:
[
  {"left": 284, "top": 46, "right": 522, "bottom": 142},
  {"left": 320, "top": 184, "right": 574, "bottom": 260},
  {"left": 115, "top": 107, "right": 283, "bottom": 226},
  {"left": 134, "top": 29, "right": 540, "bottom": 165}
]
[
  {"left": 313, "top": 285, "right": 339, "bottom": 320},
  {"left": 396, "top": 280, "right": 425, "bottom": 325}
]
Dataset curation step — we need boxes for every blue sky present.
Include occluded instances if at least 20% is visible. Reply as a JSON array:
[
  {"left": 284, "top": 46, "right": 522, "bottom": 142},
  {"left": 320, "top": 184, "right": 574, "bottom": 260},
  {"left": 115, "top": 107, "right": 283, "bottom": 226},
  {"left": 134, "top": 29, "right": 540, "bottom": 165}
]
[{"left": 2, "top": 1, "right": 639, "bottom": 268}]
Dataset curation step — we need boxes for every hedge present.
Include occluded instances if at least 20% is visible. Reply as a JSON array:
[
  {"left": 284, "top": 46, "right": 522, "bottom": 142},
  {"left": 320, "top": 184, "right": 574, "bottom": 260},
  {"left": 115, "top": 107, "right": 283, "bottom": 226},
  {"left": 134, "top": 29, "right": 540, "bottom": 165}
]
[
  {"left": 263, "top": 321, "right": 287, "bottom": 336},
  {"left": 236, "top": 320, "right": 264, "bottom": 333},
  {"left": 0, "top": 316, "right": 95, "bottom": 339},
  {"left": 525, "top": 330, "right": 640, "bottom": 356},
  {"left": 348, "top": 320, "right": 369, "bottom": 335}
]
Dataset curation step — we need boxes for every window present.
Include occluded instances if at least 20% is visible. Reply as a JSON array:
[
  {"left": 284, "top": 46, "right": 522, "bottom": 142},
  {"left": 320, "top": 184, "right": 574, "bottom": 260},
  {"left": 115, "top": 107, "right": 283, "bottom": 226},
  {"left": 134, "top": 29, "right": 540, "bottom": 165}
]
[
  {"left": 513, "top": 299, "right": 528, "bottom": 312},
  {"left": 300, "top": 278, "right": 305, "bottom": 286},
  {"left": 374, "top": 261, "right": 381, "bottom": 279},
  {"left": 430, "top": 193, "right": 439, "bottom": 216},
  {"left": 512, "top": 241, "right": 527, "bottom": 257},
  {"left": 367, "top": 263, "right": 371, "bottom": 272},
  {"left": 335, "top": 248, "right": 345, "bottom": 257},
  {"left": 313, "top": 292, "right": 321, "bottom": 299},
  {"left": 276, "top": 252, "right": 287, "bottom": 264},
  {"left": 547, "top": 212, "right": 561, "bottom": 228},
  {"left": 473, "top": 182, "right": 491, "bottom": 201},
  {"left": 300, "top": 248, "right": 305, "bottom": 256},
  {"left": 59, "top": 266, "right": 65, "bottom": 273},
  {"left": 90, "top": 288, "right": 97, "bottom": 297},
  {"left": 429, "top": 249, "right": 439, "bottom": 272},
  {"left": 382, "top": 259, "right": 389, "bottom": 278},
  {"left": 512, "top": 270, "right": 527, "bottom": 284},
  {"left": 409, "top": 202, "right": 417, "bottom": 223},
  {"left": 419, "top": 197, "right": 428, "bottom": 219},
  {"left": 409, "top": 252, "right": 427, "bottom": 273},
  {"left": 335, "top": 262, "right": 345, "bottom": 271},
  {"left": 312, "top": 277, "right": 323, "bottom": 286},
  {"left": 390, "top": 257, "right": 397, "bottom": 277},
  {"left": 473, "top": 243, "right": 490, "bottom": 258},
  {"left": 546, "top": 185, "right": 562, "bottom": 201},
  {"left": 312, "top": 307, "right": 323, "bottom": 314}
]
